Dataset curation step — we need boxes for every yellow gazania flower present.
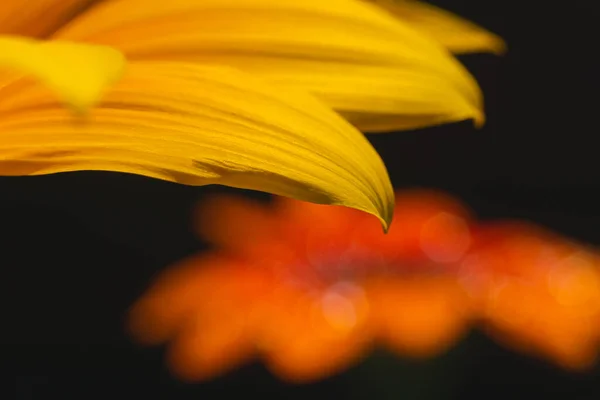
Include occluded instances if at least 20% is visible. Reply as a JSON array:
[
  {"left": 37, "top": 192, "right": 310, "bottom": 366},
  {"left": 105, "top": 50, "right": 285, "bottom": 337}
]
[
  {"left": 0, "top": 0, "right": 399, "bottom": 227},
  {"left": 0, "top": 0, "right": 503, "bottom": 226}
]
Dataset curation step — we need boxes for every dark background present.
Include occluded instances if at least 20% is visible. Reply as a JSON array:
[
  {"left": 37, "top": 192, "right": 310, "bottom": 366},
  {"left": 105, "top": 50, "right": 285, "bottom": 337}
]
[{"left": 2, "top": 0, "right": 600, "bottom": 398}]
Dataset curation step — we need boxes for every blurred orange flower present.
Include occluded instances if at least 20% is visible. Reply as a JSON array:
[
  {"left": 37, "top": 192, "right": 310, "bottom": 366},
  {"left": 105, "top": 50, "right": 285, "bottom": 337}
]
[
  {"left": 128, "top": 190, "right": 600, "bottom": 383},
  {"left": 128, "top": 190, "right": 475, "bottom": 383}
]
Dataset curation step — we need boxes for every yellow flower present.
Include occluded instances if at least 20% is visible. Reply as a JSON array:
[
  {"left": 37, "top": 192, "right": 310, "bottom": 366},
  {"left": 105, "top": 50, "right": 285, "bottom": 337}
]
[
  {"left": 0, "top": 0, "right": 503, "bottom": 226},
  {"left": 0, "top": 0, "right": 399, "bottom": 227}
]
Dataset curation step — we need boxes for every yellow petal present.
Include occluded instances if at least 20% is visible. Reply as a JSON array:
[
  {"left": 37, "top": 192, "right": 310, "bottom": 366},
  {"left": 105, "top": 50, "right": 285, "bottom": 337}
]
[
  {"left": 0, "top": 0, "right": 98, "bottom": 38},
  {"left": 0, "top": 35, "right": 125, "bottom": 113},
  {"left": 237, "top": 59, "right": 483, "bottom": 132},
  {"left": 54, "top": 0, "right": 485, "bottom": 132},
  {"left": 0, "top": 61, "right": 394, "bottom": 228},
  {"left": 369, "top": 0, "right": 506, "bottom": 55}
]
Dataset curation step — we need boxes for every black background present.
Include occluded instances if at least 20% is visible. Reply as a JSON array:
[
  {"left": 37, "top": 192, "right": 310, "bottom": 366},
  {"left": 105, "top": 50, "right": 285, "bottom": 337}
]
[{"left": 2, "top": 1, "right": 600, "bottom": 398}]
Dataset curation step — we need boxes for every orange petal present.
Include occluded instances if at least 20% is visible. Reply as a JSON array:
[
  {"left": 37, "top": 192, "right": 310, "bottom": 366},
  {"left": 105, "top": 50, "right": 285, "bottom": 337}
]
[
  {"left": 194, "top": 194, "right": 297, "bottom": 262},
  {"left": 463, "top": 223, "right": 600, "bottom": 369},
  {"left": 167, "top": 311, "right": 256, "bottom": 381},
  {"left": 274, "top": 197, "right": 377, "bottom": 261},
  {"left": 0, "top": 0, "right": 97, "bottom": 37},
  {"left": 130, "top": 254, "right": 276, "bottom": 381},
  {"left": 260, "top": 284, "right": 372, "bottom": 383},
  {"left": 366, "top": 276, "right": 471, "bottom": 358},
  {"left": 127, "top": 254, "right": 243, "bottom": 345},
  {"left": 461, "top": 222, "right": 586, "bottom": 298},
  {"left": 482, "top": 274, "right": 600, "bottom": 370},
  {"left": 197, "top": 195, "right": 381, "bottom": 267}
]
